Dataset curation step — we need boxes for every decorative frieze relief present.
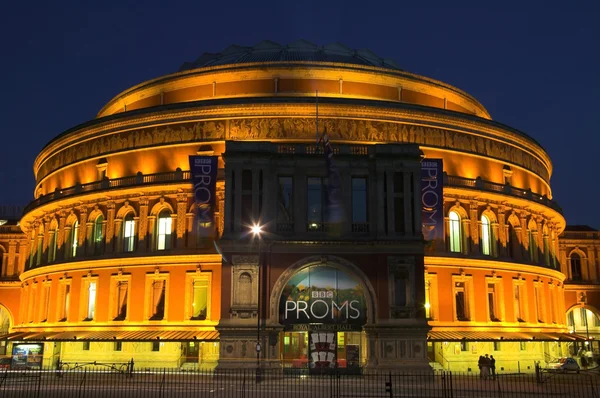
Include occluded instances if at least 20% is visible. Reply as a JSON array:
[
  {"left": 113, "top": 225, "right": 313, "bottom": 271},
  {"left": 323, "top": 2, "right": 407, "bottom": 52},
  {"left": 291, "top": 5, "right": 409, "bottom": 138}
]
[{"left": 37, "top": 118, "right": 549, "bottom": 183}]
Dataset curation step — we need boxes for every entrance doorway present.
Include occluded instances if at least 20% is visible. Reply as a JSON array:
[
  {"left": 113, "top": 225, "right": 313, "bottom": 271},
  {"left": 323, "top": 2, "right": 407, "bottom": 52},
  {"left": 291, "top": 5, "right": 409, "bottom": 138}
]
[
  {"left": 182, "top": 342, "right": 200, "bottom": 363},
  {"left": 281, "top": 331, "right": 364, "bottom": 373}
]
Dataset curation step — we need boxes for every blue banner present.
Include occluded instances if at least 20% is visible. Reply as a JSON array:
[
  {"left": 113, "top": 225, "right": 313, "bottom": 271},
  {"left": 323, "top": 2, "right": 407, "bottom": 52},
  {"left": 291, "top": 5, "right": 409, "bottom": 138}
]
[
  {"left": 421, "top": 159, "right": 444, "bottom": 250},
  {"left": 189, "top": 156, "right": 218, "bottom": 237}
]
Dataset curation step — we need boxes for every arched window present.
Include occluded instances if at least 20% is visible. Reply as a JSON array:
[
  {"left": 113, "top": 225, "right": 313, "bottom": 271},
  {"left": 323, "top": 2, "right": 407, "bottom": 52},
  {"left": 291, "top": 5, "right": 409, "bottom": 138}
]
[
  {"left": 123, "top": 214, "right": 136, "bottom": 253},
  {"left": 238, "top": 273, "right": 252, "bottom": 305},
  {"left": 481, "top": 215, "right": 491, "bottom": 256},
  {"left": 156, "top": 210, "right": 172, "bottom": 251},
  {"left": 67, "top": 220, "right": 79, "bottom": 259},
  {"left": 93, "top": 215, "right": 104, "bottom": 255},
  {"left": 449, "top": 211, "right": 461, "bottom": 253},
  {"left": 570, "top": 253, "right": 582, "bottom": 281}
]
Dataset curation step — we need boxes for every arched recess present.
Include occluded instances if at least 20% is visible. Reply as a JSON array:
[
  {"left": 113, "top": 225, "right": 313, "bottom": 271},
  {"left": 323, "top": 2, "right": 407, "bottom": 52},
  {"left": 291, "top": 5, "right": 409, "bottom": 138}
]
[
  {"left": 115, "top": 202, "right": 137, "bottom": 220},
  {"left": 0, "top": 303, "right": 14, "bottom": 336},
  {"left": 448, "top": 203, "right": 469, "bottom": 254},
  {"left": 565, "top": 304, "right": 600, "bottom": 336},
  {"left": 568, "top": 248, "right": 587, "bottom": 281},
  {"left": 480, "top": 208, "right": 498, "bottom": 257},
  {"left": 268, "top": 255, "right": 378, "bottom": 327},
  {"left": 87, "top": 207, "right": 105, "bottom": 224},
  {"left": 506, "top": 212, "right": 521, "bottom": 259},
  {"left": 150, "top": 199, "right": 175, "bottom": 217}
]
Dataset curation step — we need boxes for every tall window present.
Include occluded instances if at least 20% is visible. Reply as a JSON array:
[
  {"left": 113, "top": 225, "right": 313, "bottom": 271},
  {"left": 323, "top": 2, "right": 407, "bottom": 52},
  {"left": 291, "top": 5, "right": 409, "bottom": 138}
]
[
  {"left": 241, "top": 170, "right": 253, "bottom": 226},
  {"left": 514, "top": 284, "right": 524, "bottom": 322},
  {"left": 59, "top": 283, "right": 70, "bottom": 321},
  {"left": 307, "top": 177, "right": 324, "bottom": 230},
  {"left": 455, "top": 281, "right": 468, "bottom": 321},
  {"left": 534, "top": 285, "right": 543, "bottom": 322},
  {"left": 393, "top": 173, "right": 405, "bottom": 234},
  {"left": 114, "top": 281, "right": 128, "bottom": 320},
  {"left": 150, "top": 280, "right": 166, "bottom": 320},
  {"left": 191, "top": 280, "right": 208, "bottom": 320},
  {"left": 123, "top": 214, "right": 135, "bottom": 252},
  {"left": 488, "top": 283, "right": 498, "bottom": 321},
  {"left": 351, "top": 177, "right": 368, "bottom": 225},
  {"left": 277, "top": 177, "right": 293, "bottom": 232},
  {"left": 86, "top": 282, "right": 97, "bottom": 320},
  {"left": 570, "top": 253, "right": 582, "bottom": 281},
  {"left": 157, "top": 210, "right": 172, "bottom": 251},
  {"left": 93, "top": 215, "right": 104, "bottom": 255},
  {"left": 40, "top": 284, "right": 51, "bottom": 322},
  {"left": 481, "top": 215, "right": 491, "bottom": 256},
  {"left": 449, "top": 211, "right": 461, "bottom": 253},
  {"left": 48, "top": 228, "right": 57, "bottom": 263},
  {"left": 394, "top": 275, "right": 408, "bottom": 307}
]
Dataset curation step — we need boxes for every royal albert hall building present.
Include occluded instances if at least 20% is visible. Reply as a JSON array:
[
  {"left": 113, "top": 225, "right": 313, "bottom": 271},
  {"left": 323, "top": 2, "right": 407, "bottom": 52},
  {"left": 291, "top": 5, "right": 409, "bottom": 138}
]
[{"left": 0, "top": 40, "right": 590, "bottom": 373}]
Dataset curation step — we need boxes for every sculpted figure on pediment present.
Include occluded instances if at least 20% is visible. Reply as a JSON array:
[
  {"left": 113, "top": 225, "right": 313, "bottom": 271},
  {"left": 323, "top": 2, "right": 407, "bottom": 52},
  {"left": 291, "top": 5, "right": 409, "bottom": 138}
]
[
  {"left": 388, "top": 123, "right": 399, "bottom": 142},
  {"left": 204, "top": 121, "right": 225, "bottom": 139},
  {"left": 292, "top": 119, "right": 306, "bottom": 138},
  {"left": 347, "top": 120, "right": 358, "bottom": 140},
  {"left": 258, "top": 119, "right": 269, "bottom": 138},
  {"left": 181, "top": 124, "right": 194, "bottom": 141},
  {"left": 400, "top": 124, "right": 409, "bottom": 142},
  {"left": 282, "top": 118, "right": 293, "bottom": 138},
  {"left": 269, "top": 119, "right": 283, "bottom": 138},
  {"left": 249, "top": 119, "right": 260, "bottom": 138},
  {"left": 228, "top": 119, "right": 241, "bottom": 140}
]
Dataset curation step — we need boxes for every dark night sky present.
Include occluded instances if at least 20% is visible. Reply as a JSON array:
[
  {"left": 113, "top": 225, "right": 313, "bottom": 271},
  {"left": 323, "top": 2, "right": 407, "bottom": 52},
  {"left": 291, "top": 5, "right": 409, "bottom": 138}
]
[{"left": 1, "top": 1, "right": 598, "bottom": 227}]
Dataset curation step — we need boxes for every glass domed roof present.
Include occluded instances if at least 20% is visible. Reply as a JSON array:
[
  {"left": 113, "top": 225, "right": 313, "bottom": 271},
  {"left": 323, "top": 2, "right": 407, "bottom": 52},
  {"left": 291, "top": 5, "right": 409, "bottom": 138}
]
[{"left": 179, "top": 40, "right": 402, "bottom": 72}]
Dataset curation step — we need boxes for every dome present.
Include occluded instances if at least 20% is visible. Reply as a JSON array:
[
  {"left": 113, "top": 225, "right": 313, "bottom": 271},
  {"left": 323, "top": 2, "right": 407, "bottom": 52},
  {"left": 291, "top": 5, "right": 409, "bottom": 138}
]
[{"left": 179, "top": 40, "right": 402, "bottom": 72}]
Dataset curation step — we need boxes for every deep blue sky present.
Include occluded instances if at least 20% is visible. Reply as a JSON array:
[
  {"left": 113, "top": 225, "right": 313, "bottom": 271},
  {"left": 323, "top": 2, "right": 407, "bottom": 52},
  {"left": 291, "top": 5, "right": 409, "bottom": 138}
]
[{"left": 1, "top": 1, "right": 598, "bottom": 227}]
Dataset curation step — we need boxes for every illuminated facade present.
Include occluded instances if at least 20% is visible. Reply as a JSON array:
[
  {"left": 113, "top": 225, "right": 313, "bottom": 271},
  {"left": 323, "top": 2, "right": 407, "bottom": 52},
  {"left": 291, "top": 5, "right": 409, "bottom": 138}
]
[{"left": 0, "top": 40, "right": 591, "bottom": 372}]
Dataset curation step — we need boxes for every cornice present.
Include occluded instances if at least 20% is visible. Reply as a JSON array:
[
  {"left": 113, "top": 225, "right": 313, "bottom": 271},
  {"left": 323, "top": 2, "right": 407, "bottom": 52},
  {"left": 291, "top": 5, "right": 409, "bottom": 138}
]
[
  {"left": 425, "top": 256, "right": 566, "bottom": 282},
  {"left": 97, "top": 61, "right": 490, "bottom": 118},
  {"left": 19, "top": 254, "right": 222, "bottom": 281}
]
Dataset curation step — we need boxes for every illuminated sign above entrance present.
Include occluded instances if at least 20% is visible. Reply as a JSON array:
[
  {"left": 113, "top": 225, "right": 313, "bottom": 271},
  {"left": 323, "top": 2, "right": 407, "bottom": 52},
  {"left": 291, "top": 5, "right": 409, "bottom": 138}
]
[{"left": 279, "top": 265, "right": 367, "bottom": 327}]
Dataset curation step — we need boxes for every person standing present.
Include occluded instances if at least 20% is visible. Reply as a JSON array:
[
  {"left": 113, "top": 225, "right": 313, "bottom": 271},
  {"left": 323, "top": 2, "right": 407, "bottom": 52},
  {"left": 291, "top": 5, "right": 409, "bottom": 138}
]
[
  {"left": 478, "top": 356, "right": 484, "bottom": 378},
  {"left": 490, "top": 355, "right": 496, "bottom": 379}
]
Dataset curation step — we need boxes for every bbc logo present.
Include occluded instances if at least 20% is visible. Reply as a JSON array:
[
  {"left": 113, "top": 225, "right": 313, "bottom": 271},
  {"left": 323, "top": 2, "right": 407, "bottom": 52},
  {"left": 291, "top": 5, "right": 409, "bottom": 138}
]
[{"left": 312, "top": 291, "right": 334, "bottom": 299}]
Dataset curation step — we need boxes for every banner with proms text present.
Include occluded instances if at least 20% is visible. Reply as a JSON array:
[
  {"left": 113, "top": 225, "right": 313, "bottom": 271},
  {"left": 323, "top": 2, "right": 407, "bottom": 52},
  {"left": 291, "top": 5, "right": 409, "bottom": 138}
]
[
  {"left": 421, "top": 159, "right": 444, "bottom": 251},
  {"left": 189, "top": 155, "right": 218, "bottom": 237}
]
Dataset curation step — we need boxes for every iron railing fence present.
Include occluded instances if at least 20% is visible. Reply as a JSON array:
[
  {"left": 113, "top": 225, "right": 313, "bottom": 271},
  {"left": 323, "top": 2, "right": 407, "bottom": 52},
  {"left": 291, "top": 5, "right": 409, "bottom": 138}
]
[{"left": 0, "top": 367, "right": 598, "bottom": 398}]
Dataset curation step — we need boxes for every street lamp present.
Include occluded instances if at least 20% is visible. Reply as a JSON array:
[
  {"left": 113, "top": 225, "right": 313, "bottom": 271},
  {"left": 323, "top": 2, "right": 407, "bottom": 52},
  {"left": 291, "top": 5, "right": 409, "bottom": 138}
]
[{"left": 251, "top": 223, "right": 263, "bottom": 382}]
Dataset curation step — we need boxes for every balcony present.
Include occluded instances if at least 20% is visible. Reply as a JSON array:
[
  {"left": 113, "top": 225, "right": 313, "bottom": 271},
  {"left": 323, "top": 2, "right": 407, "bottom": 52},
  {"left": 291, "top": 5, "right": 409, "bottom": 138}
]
[
  {"left": 444, "top": 174, "right": 562, "bottom": 214},
  {"left": 25, "top": 170, "right": 191, "bottom": 215}
]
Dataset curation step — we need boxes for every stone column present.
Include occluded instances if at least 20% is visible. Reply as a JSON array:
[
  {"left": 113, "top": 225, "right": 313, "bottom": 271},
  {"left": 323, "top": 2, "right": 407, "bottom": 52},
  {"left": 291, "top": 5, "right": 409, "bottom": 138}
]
[
  {"left": 147, "top": 216, "right": 156, "bottom": 252},
  {"left": 469, "top": 201, "right": 479, "bottom": 254},
  {"left": 176, "top": 192, "right": 188, "bottom": 248},
  {"left": 589, "top": 246, "right": 598, "bottom": 281},
  {"left": 138, "top": 197, "right": 149, "bottom": 252},
  {"left": 78, "top": 207, "right": 88, "bottom": 257},
  {"left": 42, "top": 218, "right": 50, "bottom": 264},
  {"left": 105, "top": 201, "right": 116, "bottom": 253},
  {"left": 497, "top": 206, "right": 506, "bottom": 256},
  {"left": 85, "top": 218, "right": 94, "bottom": 256},
  {"left": 7, "top": 241, "right": 17, "bottom": 277},
  {"left": 56, "top": 211, "right": 66, "bottom": 260},
  {"left": 520, "top": 213, "right": 529, "bottom": 261}
]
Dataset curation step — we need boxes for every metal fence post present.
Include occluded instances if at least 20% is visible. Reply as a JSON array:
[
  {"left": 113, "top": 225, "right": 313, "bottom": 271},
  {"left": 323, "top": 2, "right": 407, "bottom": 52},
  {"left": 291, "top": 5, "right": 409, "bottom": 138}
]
[{"left": 385, "top": 371, "right": 393, "bottom": 398}]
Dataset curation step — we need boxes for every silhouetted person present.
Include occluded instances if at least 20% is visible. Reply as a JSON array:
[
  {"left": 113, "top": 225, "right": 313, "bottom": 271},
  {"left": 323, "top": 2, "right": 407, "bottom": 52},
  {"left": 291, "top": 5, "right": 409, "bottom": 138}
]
[{"left": 490, "top": 355, "right": 496, "bottom": 379}]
